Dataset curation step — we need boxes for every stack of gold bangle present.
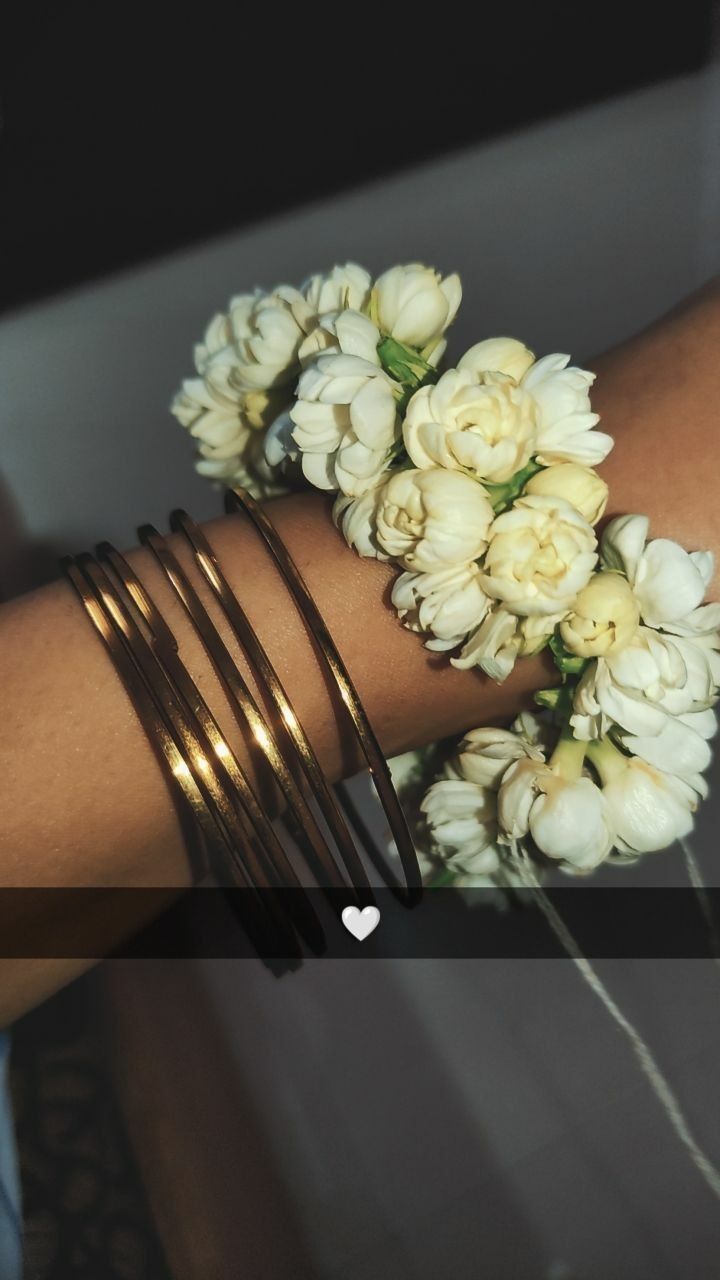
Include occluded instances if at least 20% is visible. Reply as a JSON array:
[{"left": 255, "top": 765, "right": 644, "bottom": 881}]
[{"left": 62, "top": 492, "right": 422, "bottom": 958}]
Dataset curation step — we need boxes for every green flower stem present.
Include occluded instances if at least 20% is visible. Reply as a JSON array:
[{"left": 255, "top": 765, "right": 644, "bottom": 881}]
[
  {"left": 377, "top": 336, "right": 440, "bottom": 414},
  {"left": 548, "top": 728, "right": 587, "bottom": 781},
  {"left": 587, "top": 736, "right": 628, "bottom": 785},
  {"left": 484, "top": 459, "right": 545, "bottom": 513}
]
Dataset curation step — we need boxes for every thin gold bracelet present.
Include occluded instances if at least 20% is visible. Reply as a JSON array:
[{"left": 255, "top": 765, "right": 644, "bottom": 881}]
[
  {"left": 169, "top": 509, "right": 375, "bottom": 904},
  {"left": 66, "top": 553, "right": 304, "bottom": 958},
  {"left": 134, "top": 526, "right": 355, "bottom": 900},
  {"left": 225, "top": 486, "right": 422, "bottom": 903},
  {"left": 61, "top": 556, "right": 210, "bottom": 883},
  {"left": 95, "top": 543, "right": 326, "bottom": 954}
]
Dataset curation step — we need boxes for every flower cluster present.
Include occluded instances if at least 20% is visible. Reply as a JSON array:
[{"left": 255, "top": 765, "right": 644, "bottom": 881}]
[{"left": 173, "top": 262, "right": 719, "bottom": 882}]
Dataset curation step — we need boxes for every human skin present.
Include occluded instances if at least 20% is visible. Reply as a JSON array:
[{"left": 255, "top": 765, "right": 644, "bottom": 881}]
[{"left": 1, "top": 280, "right": 719, "bottom": 1022}]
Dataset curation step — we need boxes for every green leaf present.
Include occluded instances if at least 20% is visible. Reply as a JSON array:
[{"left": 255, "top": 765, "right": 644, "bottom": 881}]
[{"left": 377, "top": 336, "right": 439, "bottom": 410}]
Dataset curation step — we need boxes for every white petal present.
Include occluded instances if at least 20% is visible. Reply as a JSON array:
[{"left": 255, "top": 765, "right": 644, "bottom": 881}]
[{"left": 600, "top": 515, "right": 649, "bottom": 584}]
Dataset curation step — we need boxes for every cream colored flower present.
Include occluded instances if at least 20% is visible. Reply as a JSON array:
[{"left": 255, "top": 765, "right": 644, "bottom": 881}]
[
  {"left": 524, "top": 462, "right": 608, "bottom": 525},
  {"left": 391, "top": 563, "right": 491, "bottom": 651},
  {"left": 457, "top": 726, "right": 545, "bottom": 789},
  {"left": 601, "top": 515, "right": 717, "bottom": 630},
  {"left": 332, "top": 485, "right": 389, "bottom": 559},
  {"left": 570, "top": 628, "right": 719, "bottom": 747},
  {"left": 302, "top": 262, "right": 372, "bottom": 316},
  {"left": 458, "top": 337, "right": 535, "bottom": 383},
  {"left": 224, "top": 286, "right": 317, "bottom": 390},
  {"left": 290, "top": 311, "right": 401, "bottom": 496},
  {"left": 522, "top": 354, "right": 613, "bottom": 465},
  {"left": 498, "top": 758, "right": 614, "bottom": 871},
  {"left": 371, "top": 263, "right": 461, "bottom": 357},
  {"left": 171, "top": 361, "right": 288, "bottom": 496},
  {"left": 421, "top": 778, "right": 502, "bottom": 876},
  {"left": 560, "top": 571, "right": 640, "bottom": 658},
  {"left": 451, "top": 607, "right": 521, "bottom": 680},
  {"left": 376, "top": 468, "right": 494, "bottom": 572},
  {"left": 481, "top": 494, "right": 597, "bottom": 616},
  {"left": 589, "top": 739, "right": 698, "bottom": 854},
  {"left": 403, "top": 369, "right": 537, "bottom": 483}
]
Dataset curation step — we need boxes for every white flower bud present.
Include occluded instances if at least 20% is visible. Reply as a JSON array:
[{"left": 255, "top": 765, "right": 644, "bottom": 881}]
[
  {"left": 451, "top": 607, "right": 521, "bottom": 681},
  {"left": 524, "top": 462, "right": 608, "bottom": 525},
  {"left": 291, "top": 311, "right": 400, "bottom": 497},
  {"left": 560, "top": 571, "right": 640, "bottom": 658},
  {"left": 457, "top": 726, "right": 545, "bottom": 790},
  {"left": 332, "top": 486, "right": 389, "bottom": 559},
  {"left": 481, "top": 494, "right": 597, "bottom": 617},
  {"left": 420, "top": 779, "right": 501, "bottom": 876},
  {"left": 601, "top": 515, "right": 715, "bottom": 629},
  {"left": 498, "top": 758, "right": 614, "bottom": 871},
  {"left": 522, "top": 354, "right": 613, "bottom": 466},
  {"left": 302, "top": 262, "right": 372, "bottom": 316},
  {"left": 376, "top": 469, "right": 494, "bottom": 572},
  {"left": 225, "top": 286, "right": 316, "bottom": 390},
  {"left": 590, "top": 740, "right": 698, "bottom": 854},
  {"left": 372, "top": 263, "right": 461, "bottom": 353},
  {"left": 458, "top": 337, "right": 535, "bottom": 383},
  {"left": 391, "top": 564, "right": 490, "bottom": 651}
]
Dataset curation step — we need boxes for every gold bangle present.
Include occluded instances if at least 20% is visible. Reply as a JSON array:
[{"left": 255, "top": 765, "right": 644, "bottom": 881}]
[
  {"left": 67, "top": 553, "right": 304, "bottom": 958},
  {"left": 225, "top": 486, "right": 422, "bottom": 904},
  {"left": 61, "top": 555, "right": 210, "bottom": 884},
  {"left": 169, "top": 509, "right": 375, "bottom": 904},
  {"left": 66, "top": 552, "right": 309, "bottom": 959},
  {"left": 133, "top": 526, "right": 352, "bottom": 900},
  {"left": 94, "top": 542, "right": 326, "bottom": 955}
]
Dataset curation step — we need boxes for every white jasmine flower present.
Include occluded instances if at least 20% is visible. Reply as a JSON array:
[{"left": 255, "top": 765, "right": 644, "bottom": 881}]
[
  {"left": 403, "top": 369, "right": 537, "bottom": 483},
  {"left": 372, "top": 263, "right": 462, "bottom": 357},
  {"left": 193, "top": 310, "right": 234, "bottom": 370},
  {"left": 332, "top": 485, "right": 389, "bottom": 559},
  {"left": 391, "top": 563, "right": 491, "bottom": 651},
  {"left": 522, "top": 354, "right": 613, "bottom": 466},
  {"left": 224, "top": 286, "right": 317, "bottom": 390},
  {"left": 451, "top": 606, "right": 521, "bottom": 680},
  {"left": 456, "top": 726, "right": 545, "bottom": 789},
  {"left": 601, "top": 515, "right": 716, "bottom": 629},
  {"left": 589, "top": 739, "right": 698, "bottom": 854},
  {"left": 560, "top": 571, "right": 641, "bottom": 658},
  {"left": 376, "top": 468, "right": 494, "bottom": 572},
  {"left": 450, "top": 604, "right": 563, "bottom": 680},
  {"left": 302, "top": 262, "right": 372, "bottom": 316},
  {"left": 458, "top": 337, "right": 535, "bottom": 383},
  {"left": 290, "top": 311, "right": 401, "bottom": 496},
  {"left": 481, "top": 494, "right": 598, "bottom": 616},
  {"left": 421, "top": 778, "right": 502, "bottom": 876},
  {"left": 524, "top": 462, "right": 609, "bottom": 525},
  {"left": 498, "top": 757, "right": 614, "bottom": 871},
  {"left": 171, "top": 363, "right": 288, "bottom": 495},
  {"left": 598, "top": 629, "right": 715, "bottom": 730},
  {"left": 195, "top": 425, "right": 288, "bottom": 497},
  {"left": 618, "top": 717, "right": 713, "bottom": 789}
]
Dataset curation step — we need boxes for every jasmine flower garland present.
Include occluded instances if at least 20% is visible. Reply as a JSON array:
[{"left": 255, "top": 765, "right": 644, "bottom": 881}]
[{"left": 172, "top": 262, "right": 720, "bottom": 884}]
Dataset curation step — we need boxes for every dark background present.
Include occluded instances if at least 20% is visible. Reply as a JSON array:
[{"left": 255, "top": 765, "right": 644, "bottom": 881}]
[{"left": 1, "top": 2, "right": 716, "bottom": 313}]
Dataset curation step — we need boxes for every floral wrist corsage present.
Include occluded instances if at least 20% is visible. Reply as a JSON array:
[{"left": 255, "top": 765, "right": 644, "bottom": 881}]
[{"left": 172, "top": 262, "right": 720, "bottom": 890}]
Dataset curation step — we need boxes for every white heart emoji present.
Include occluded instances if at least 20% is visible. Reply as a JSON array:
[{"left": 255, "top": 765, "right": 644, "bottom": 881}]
[{"left": 341, "top": 905, "right": 381, "bottom": 942}]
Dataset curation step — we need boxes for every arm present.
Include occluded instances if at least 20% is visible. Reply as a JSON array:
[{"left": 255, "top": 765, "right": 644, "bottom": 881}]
[{"left": 2, "top": 280, "right": 720, "bottom": 1021}]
